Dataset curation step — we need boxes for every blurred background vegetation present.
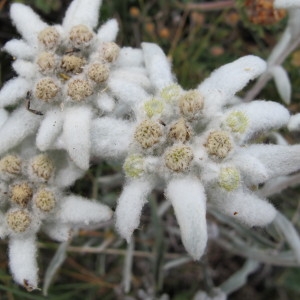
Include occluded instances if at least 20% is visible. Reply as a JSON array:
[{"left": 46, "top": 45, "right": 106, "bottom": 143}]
[{"left": 1, "top": 0, "right": 300, "bottom": 299}]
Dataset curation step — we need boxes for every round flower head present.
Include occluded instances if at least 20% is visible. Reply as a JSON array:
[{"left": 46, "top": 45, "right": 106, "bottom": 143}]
[
  {"left": 168, "top": 118, "right": 191, "bottom": 143},
  {"left": 36, "top": 52, "right": 56, "bottom": 73},
  {"left": 69, "top": 24, "right": 93, "bottom": 47},
  {"left": 225, "top": 111, "right": 249, "bottom": 133},
  {"left": 88, "top": 63, "right": 109, "bottom": 83},
  {"left": 123, "top": 155, "right": 145, "bottom": 178},
  {"left": 144, "top": 98, "right": 164, "bottom": 118},
  {"left": 164, "top": 144, "right": 194, "bottom": 172},
  {"left": 160, "top": 84, "right": 182, "bottom": 102},
  {"left": 38, "top": 26, "right": 60, "bottom": 49},
  {"left": 10, "top": 182, "right": 33, "bottom": 207},
  {"left": 6, "top": 209, "right": 31, "bottom": 233},
  {"left": 134, "top": 119, "right": 163, "bottom": 149},
  {"left": 61, "top": 55, "right": 86, "bottom": 74},
  {"left": 34, "top": 78, "right": 60, "bottom": 102},
  {"left": 218, "top": 167, "right": 240, "bottom": 191},
  {"left": 179, "top": 90, "right": 204, "bottom": 118},
  {"left": 0, "top": 155, "right": 22, "bottom": 177},
  {"left": 205, "top": 131, "right": 233, "bottom": 159},
  {"left": 30, "top": 154, "right": 54, "bottom": 182},
  {"left": 99, "top": 42, "right": 120, "bottom": 63},
  {"left": 67, "top": 78, "right": 93, "bottom": 101},
  {"left": 33, "top": 188, "right": 56, "bottom": 212}
]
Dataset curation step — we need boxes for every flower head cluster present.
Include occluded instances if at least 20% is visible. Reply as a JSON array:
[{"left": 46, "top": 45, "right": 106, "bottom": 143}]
[
  {"left": 0, "top": 143, "right": 112, "bottom": 290},
  {"left": 0, "top": 0, "right": 145, "bottom": 170},
  {"left": 111, "top": 43, "right": 300, "bottom": 260}
]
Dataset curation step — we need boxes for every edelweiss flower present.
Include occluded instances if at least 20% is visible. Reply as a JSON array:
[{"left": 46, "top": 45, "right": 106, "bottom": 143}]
[
  {"left": 0, "top": 0, "right": 148, "bottom": 170},
  {"left": 0, "top": 143, "right": 112, "bottom": 290},
  {"left": 112, "top": 43, "right": 300, "bottom": 260}
]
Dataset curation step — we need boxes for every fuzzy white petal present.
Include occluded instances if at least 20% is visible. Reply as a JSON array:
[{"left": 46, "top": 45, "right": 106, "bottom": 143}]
[
  {"left": 115, "top": 179, "right": 153, "bottom": 242},
  {"left": 108, "top": 77, "right": 150, "bottom": 106},
  {"left": 198, "top": 55, "right": 266, "bottom": 113},
  {"left": 166, "top": 177, "right": 207, "bottom": 260},
  {"left": 96, "top": 93, "right": 115, "bottom": 113},
  {"left": 0, "top": 109, "right": 8, "bottom": 128},
  {"left": 110, "top": 68, "right": 152, "bottom": 90},
  {"left": 288, "top": 113, "right": 300, "bottom": 131},
  {"left": 63, "top": 106, "right": 92, "bottom": 170},
  {"left": 231, "top": 154, "right": 268, "bottom": 185},
  {"left": 57, "top": 195, "right": 112, "bottom": 225},
  {"left": 240, "top": 144, "right": 300, "bottom": 180},
  {"left": 225, "top": 101, "right": 290, "bottom": 142},
  {"left": 270, "top": 65, "right": 291, "bottom": 104},
  {"left": 9, "top": 236, "right": 38, "bottom": 290},
  {"left": 0, "top": 78, "right": 31, "bottom": 108},
  {"left": 91, "top": 117, "right": 134, "bottom": 159},
  {"left": 142, "top": 42, "right": 174, "bottom": 91},
  {"left": 63, "top": 0, "right": 102, "bottom": 30},
  {"left": 209, "top": 188, "right": 276, "bottom": 227},
  {"left": 54, "top": 156, "right": 85, "bottom": 188},
  {"left": 0, "top": 107, "right": 41, "bottom": 155},
  {"left": 115, "top": 47, "right": 144, "bottom": 68},
  {"left": 36, "top": 108, "right": 64, "bottom": 151},
  {"left": 10, "top": 3, "right": 47, "bottom": 45},
  {"left": 12, "top": 60, "right": 37, "bottom": 79},
  {"left": 3, "top": 39, "right": 36, "bottom": 59},
  {"left": 97, "top": 19, "right": 119, "bottom": 42},
  {"left": 43, "top": 223, "right": 72, "bottom": 242}
]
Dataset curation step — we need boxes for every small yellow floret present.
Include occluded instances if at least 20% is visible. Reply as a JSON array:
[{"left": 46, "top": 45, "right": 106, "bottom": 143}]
[
  {"left": 10, "top": 182, "right": 33, "bottom": 207},
  {"left": 144, "top": 98, "right": 164, "bottom": 118},
  {"left": 178, "top": 90, "right": 204, "bottom": 118},
  {"left": 123, "top": 155, "right": 145, "bottom": 178},
  {"left": 225, "top": 111, "right": 249, "bottom": 133},
  {"left": 160, "top": 84, "right": 182, "bottom": 102},
  {"left": 69, "top": 24, "right": 93, "bottom": 46},
  {"left": 38, "top": 27, "right": 60, "bottom": 49},
  {"left": 218, "top": 167, "right": 240, "bottom": 191},
  {"left": 205, "top": 131, "right": 232, "bottom": 159},
  {"left": 34, "top": 188, "right": 56, "bottom": 212},
  {"left": 67, "top": 79, "right": 93, "bottom": 101}
]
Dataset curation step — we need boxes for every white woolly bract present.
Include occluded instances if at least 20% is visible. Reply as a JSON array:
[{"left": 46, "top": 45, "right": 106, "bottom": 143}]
[
  {"left": 91, "top": 117, "right": 134, "bottom": 159},
  {"left": 62, "top": 0, "right": 102, "bottom": 30},
  {"left": 57, "top": 195, "right": 113, "bottom": 225},
  {"left": 166, "top": 177, "right": 207, "bottom": 260},
  {"left": 288, "top": 113, "right": 300, "bottom": 131},
  {"left": 108, "top": 77, "right": 150, "bottom": 106},
  {"left": 36, "top": 108, "right": 64, "bottom": 151},
  {"left": 54, "top": 157, "right": 85, "bottom": 188},
  {"left": 240, "top": 144, "right": 300, "bottom": 180},
  {"left": 97, "top": 19, "right": 119, "bottom": 42},
  {"left": 3, "top": 39, "right": 35, "bottom": 59},
  {"left": 269, "top": 65, "right": 291, "bottom": 104},
  {"left": 198, "top": 55, "right": 266, "bottom": 113},
  {"left": 115, "top": 179, "right": 153, "bottom": 242},
  {"left": 209, "top": 188, "right": 277, "bottom": 227},
  {"left": 275, "top": 0, "right": 300, "bottom": 8},
  {"left": 0, "top": 107, "right": 41, "bottom": 155},
  {"left": 142, "top": 42, "right": 174, "bottom": 91},
  {"left": 12, "top": 60, "right": 37, "bottom": 79},
  {"left": 9, "top": 235, "right": 38, "bottom": 290},
  {"left": 110, "top": 68, "right": 151, "bottom": 90},
  {"left": 96, "top": 93, "right": 115, "bottom": 113},
  {"left": 42, "top": 222, "right": 71, "bottom": 242},
  {"left": 0, "top": 77, "right": 31, "bottom": 108},
  {"left": 63, "top": 106, "right": 92, "bottom": 170},
  {"left": 0, "top": 109, "right": 8, "bottom": 127},
  {"left": 10, "top": 3, "right": 47, "bottom": 45},
  {"left": 231, "top": 153, "right": 268, "bottom": 185},
  {"left": 115, "top": 47, "right": 144, "bottom": 68},
  {"left": 225, "top": 101, "right": 290, "bottom": 142}
]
